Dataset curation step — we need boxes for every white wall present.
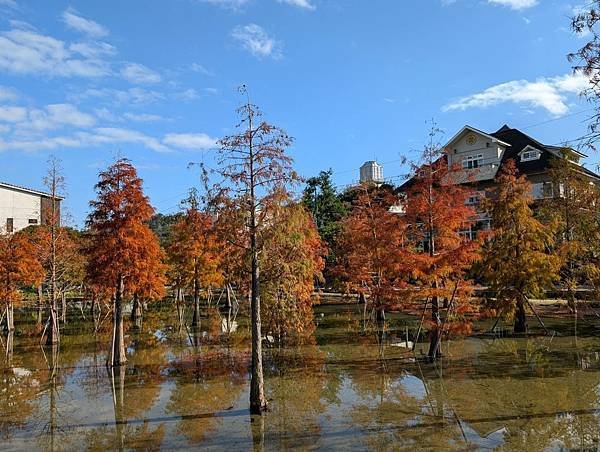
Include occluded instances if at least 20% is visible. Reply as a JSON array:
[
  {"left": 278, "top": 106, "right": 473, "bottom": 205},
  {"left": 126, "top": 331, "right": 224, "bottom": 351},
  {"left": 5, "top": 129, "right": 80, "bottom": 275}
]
[
  {"left": 0, "top": 187, "right": 41, "bottom": 233},
  {"left": 447, "top": 130, "right": 505, "bottom": 182}
]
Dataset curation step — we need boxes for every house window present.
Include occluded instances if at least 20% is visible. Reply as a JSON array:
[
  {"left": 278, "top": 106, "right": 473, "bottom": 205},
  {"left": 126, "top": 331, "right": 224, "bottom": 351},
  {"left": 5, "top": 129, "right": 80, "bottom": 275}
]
[
  {"left": 28, "top": 219, "right": 38, "bottom": 225},
  {"left": 532, "top": 182, "right": 554, "bottom": 199},
  {"left": 465, "top": 195, "right": 480, "bottom": 205},
  {"left": 521, "top": 150, "right": 540, "bottom": 162},
  {"left": 463, "top": 154, "right": 484, "bottom": 169},
  {"left": 6, "top": 218, "right": 13, "bottom": 233}
]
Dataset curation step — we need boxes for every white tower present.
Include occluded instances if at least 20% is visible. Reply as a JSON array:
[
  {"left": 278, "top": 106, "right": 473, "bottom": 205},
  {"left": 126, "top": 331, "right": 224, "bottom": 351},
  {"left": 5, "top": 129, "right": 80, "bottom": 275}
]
[{"left": 359, "top": 161, "right": 384, "bottom": 184}]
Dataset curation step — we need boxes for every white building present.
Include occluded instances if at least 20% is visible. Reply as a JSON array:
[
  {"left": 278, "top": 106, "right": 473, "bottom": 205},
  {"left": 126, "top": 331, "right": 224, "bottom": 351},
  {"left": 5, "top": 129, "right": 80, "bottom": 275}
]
[
  {"left": 0, "top": 182, "right": 63, "bottom": 233},
  {"left": 359, "top": 161, "right": 384, "bottom": 184}
]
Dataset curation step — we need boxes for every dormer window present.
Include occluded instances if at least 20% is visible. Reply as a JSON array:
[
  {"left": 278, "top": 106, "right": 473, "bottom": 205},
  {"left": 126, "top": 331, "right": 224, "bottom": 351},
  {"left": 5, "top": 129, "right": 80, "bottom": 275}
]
[
  {"left": 520, "top": 146, "right": 541, "bottom": 162},
  {"left": 463, "top": 154, "right": 484, "bottom": 169}
]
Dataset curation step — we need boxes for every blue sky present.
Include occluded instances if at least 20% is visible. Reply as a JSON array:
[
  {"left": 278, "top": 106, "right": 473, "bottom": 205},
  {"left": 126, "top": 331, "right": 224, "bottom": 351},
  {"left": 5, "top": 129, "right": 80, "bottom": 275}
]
[{"left": 0, "top": 0, "right": 593, "bottom": 226}]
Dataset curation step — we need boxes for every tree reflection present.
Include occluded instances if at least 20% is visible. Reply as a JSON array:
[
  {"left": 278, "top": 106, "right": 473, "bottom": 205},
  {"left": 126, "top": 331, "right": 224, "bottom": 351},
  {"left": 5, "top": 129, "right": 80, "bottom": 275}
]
[
  {"left": 84, "top": 366, "right": 165, "bottom": 451},
  {"left": 165, "top": 349, "right": 247, "bottom": 445},
  {"left": 261, "top": 345, "right": 330, "bottom": 450},
  {"left": 0, "top": 332, "right": 39, "bottom": 441}
]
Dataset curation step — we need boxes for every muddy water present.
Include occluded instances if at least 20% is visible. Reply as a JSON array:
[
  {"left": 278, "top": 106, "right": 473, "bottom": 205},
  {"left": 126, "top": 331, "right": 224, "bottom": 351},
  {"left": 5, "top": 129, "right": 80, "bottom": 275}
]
[{"left": 1, "top": 302, "right": 600, "bottom": 451}]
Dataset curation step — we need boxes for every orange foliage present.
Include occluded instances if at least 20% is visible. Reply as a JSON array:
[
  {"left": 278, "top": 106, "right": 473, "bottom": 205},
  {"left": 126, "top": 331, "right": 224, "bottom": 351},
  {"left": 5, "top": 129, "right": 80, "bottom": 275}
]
[
  {"left": 86, "top": 158, "right": 165, "bottom": 299},
  {"left": 260, "top": 202, "right": 326, "bottom": 342},
  {"left": 86, "top": 158, "right": 165, "bottom": 365},
  {"left": 403, "top": 141, "right": 481, "bottom": 357},
  {"left": 403, "top": 154, "right": 480, "bottom": 302},
  {"left": 335, "top": 185, "right": 409, "bottom": 314},
  {"left": 0, "top": 230, "right": 44, "bottom": 311},
  {"left": 166, "top": 191, "right": 223, "bottom": 295}
]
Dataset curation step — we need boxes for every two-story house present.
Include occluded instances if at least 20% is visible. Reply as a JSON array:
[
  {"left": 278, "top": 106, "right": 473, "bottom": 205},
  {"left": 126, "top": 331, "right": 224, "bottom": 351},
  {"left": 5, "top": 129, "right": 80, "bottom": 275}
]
[{"left": 399, "top": 124, "right": 600, "bottom": 239}]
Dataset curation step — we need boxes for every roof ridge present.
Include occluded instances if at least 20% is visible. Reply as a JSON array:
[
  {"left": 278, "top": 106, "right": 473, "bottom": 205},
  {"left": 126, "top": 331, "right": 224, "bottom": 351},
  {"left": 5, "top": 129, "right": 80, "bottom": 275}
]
[{"left": 0, "top": 181, "right": 64, "bottom": 199}]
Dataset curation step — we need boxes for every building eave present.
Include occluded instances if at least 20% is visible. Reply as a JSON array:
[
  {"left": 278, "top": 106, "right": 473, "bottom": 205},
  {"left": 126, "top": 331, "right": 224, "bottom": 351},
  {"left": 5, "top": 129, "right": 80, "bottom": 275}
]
[
  {"left": 0, "top": 181, "right": 64, "bottom": 200},
  {"left": 444, "top": 125, "right": 511, "bottom": 150}
]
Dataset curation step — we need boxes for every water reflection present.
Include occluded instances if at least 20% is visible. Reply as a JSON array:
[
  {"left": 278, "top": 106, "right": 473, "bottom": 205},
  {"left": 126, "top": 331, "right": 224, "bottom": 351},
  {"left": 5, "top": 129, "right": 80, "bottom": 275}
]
[{"left": 1, "top": 306, "right": 600, "bottom": 450}]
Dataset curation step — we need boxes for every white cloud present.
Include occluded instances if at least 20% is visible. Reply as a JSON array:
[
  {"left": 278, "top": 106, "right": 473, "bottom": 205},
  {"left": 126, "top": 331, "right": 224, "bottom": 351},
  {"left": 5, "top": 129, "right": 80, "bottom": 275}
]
[
  {"left": 0, "top": 127, "right": 169, "bottom": 152},
  {"left": 444, "top": 73, "right": 590, "bottom": 116},
  {"left": 0, "top": 135, "right": 83, "bottom": 152},
  {"left": 190, "top": 62, "right": 213, "bottom": 76},
  {"left": 123, "top": 112, "right": 164, "bottom": 122},
  {"left": 121, "top": 63, "right": 162, "bottom": 84},
  {"left": 0, "top": 28, "right": 110, "bottom": 77},
  {"left": 70, "top": 41, "right": 116, "bottom": 58},
  {"left": 24, "top": 103, "right": 95, "bottom": 131},
  {"left": 82, "top": 127, "right": 169, "bottom": 152},
  {"left": 163, "top": 132, "right": 216, "bottom": 150},
  {"left": 0, "top": 106, "right": 27, "bottom": 122},
  {"left": 74, "top": 87, "right": 165, "bottom": 104},
  {"left": 487, "top": 0, "right": 538, "bottom": 10},
  {"left": 0, "top": 103, "right": 95, "bottom": 133},
  {"left": 62, "top": 8, "right": 108, "bottom": 38},
  {"left": 9, "top": 20, "right": 35, "bottom": 31},
  {"left": 0, "top": 127, "right": 217, "bottom": 153},
  {"left": 231, "top": 24, "right": 282, "bottom": 59},
  {"left": 0, "top": 86, "right": 18, "bottom": 102},
  {"left": 196, "top": 0, "right": 250, "bottom": 10},
  {"left": 277, "top": 0, "right": 315, "bottom": 10},
  {"left": 94, "top": 107, "right": 121, "bottom": 123},
  {"left": 0, "top": 0, "right": 18, "bottom": 9},
  {"left": 176, "top": 88, "right": 200, "bottom": 100}
]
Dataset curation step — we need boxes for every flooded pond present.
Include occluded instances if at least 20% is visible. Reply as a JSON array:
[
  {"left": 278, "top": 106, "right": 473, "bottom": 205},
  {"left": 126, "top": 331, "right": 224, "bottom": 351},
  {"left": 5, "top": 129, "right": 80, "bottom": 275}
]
[{"left": 2, "top": 302, "right": 600, "bottom": 450}]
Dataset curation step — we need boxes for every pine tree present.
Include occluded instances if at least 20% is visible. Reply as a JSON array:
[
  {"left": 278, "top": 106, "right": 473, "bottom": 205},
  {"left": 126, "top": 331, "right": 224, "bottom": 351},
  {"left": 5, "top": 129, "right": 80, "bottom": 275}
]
[
  {"left": 479, "top": 160, "right": 560, "bottom": 333},
  {"left": 302, "top": 170, "right": 347, "bottom": 279}
]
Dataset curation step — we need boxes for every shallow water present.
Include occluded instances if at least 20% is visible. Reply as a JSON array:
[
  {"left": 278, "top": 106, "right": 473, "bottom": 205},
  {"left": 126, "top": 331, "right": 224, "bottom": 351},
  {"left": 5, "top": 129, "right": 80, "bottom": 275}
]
[{"left": 2, "top": 302, "right": 600, "bottom": 451}]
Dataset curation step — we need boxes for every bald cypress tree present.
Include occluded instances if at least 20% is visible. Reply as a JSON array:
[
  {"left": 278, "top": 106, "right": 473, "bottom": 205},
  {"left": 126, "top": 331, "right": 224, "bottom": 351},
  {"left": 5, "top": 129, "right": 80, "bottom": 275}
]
[
  {"left": 479, "top": 160, "right": 560, "bottom": 333},
  {"left": 87, "top": 158, "right": 164, "bottom": 366}
]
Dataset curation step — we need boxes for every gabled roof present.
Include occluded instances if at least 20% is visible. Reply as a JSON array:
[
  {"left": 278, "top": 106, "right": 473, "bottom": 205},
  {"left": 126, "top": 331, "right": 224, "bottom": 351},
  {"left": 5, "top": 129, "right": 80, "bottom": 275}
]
[
  {"left": 545, "top": 145, "right": 587, "bottom": 159},
  {"left": 0, "top": 181, "right": 64, "bottom": 200},
  {"left": 399, "top": 124, "right": 600, "bottom": 192},
  {"left": 490, "top": 125, "right": 600, "bottom": 181},
  {"left": 444, "top": 125, "right": 511, "bottom": 150}
]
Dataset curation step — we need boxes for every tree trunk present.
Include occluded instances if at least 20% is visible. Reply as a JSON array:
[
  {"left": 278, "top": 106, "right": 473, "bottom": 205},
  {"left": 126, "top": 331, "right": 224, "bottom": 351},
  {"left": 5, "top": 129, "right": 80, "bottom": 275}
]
[
  {"left": 376, "top": 306, "right": 386, "bottom": 343},
  {"left": 130, "top": 293, "right": 140, "bottom": 321},
  {"left": 4, "top": 330, "right": 13, "bottom": 365},
  {"left": 191, "top": 267, "right": 201, "bottom": 329},
  {"left": 4, "top": 304, "right": 14, "bottom": 333},
  {"left": 225, "top": 284, "right": 232, "bottom": 333},
  {"left": 514, "top": 296, "right": 528, "bottom": 333},
  {"left": 176, "top": 287, "right": 184, "bottom": 331},
  {"left": 46, "top": 298, "right": 60, "bottom": 346},
  {"left": 91, "top": 295, "right": 100, "bottom": 332},
  {"left": 428, "top": 295, "right": 441, "bottom": 360},
  {"left": 251, "top": 413, "right": 265, "bottom": 452},
  {"left": 37, "top": 285, "right": 43, "bottom": 326},
  {"left": 108, "top": 275, "right": 127, "bottom": 366},
  {"left": 250, "top": 247, "right": 267, "bottom": 414},
  {"left": 61, "top": 292, "right": 67, "bottom": 324},
  {"left": 109, "top": 366, "right": 126, "bottom": 450}
]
